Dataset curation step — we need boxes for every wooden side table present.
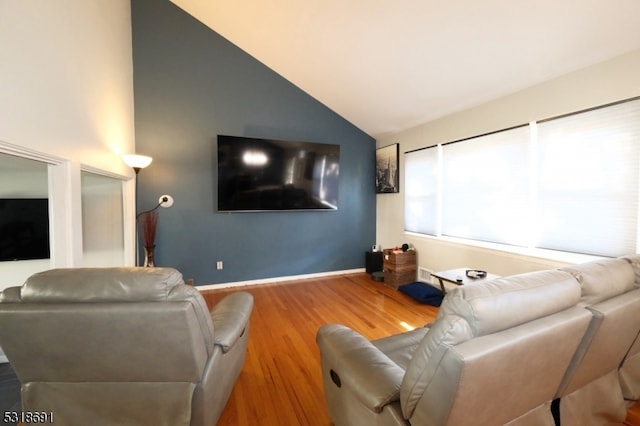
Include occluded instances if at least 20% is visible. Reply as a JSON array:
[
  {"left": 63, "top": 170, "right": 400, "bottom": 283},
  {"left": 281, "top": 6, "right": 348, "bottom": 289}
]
[{"left": 383, "top": 249, "right": 417, "bottom": 289}]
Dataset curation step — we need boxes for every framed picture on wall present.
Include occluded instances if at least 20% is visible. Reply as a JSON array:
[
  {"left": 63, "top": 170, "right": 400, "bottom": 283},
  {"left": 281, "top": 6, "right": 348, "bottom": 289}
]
[
  {"left": 376, "top": 143, "right": 399, "bottom": 193},
  {"left": 376, "top": 143, "right": 400, "bottom": 194}
]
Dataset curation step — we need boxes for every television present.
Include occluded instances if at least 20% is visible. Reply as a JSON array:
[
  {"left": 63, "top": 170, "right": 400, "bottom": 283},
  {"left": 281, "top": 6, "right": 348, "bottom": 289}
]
[
  {"left": 0, "top": 198, "right": 50, "bottom": 261},
  {"left": 217, "top": 135, "right": 340, "bottom": 211}
]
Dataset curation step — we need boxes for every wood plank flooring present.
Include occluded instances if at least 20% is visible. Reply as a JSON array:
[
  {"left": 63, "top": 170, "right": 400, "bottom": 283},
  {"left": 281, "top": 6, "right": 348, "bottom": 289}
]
[
  {"left": 627, "top": 407, "right": 640, "bottom": 426},
  {"left": 199, "top": 273, "right": 439, "bottom": 425}
]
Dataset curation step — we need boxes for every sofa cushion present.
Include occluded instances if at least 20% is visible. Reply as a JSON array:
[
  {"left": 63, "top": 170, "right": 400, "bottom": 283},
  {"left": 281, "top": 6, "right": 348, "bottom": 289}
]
[
  {"left": 373, "top": 327, "right": 431, "bottom": 370},
  {"left": 398, "top": 282, "right": 443, "bottom": 306},
  {"left": 400, "top": 269, "right": 581, "bottom": 419},
  {"left": 437, "top": 269, "right": 580, "bottom": 336},
  {"left": 623, "top": 255, "right": 640, "bottom": 288},
  {"left": 19, "top": 267, "right": 217, "bottom": 355},
  {"left": 561, "top": 258, "right": 635, "bottom": 305},
  {"left": 21, "top": 267, "right": 185, "bottom": 303},
  {"left": 0, "top": 287, "right": 21, "bottom": 303}
]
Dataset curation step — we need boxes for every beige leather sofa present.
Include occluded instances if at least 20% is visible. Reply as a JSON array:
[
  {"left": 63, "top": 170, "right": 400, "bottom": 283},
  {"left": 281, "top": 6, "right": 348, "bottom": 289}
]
[
  {"left": 621, "top": 332, "right": 640, "bottom": 404},
  {"left": 553, "top": 257, "right": 640, "bottom": 425},
  {"left": 620, "top": 256, "right": 640, "bottom": 407},
  {"left": 0, "top": 267, "right": 253, "bottom": 426},
  {"left": 317, "top": 256, "right": 640, "bottom": 426}
]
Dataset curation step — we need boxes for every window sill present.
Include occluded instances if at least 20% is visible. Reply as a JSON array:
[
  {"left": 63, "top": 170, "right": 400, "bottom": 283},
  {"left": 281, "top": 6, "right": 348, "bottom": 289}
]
[{"left": 404, "top": 231, "right": 607, "bottom": 266}]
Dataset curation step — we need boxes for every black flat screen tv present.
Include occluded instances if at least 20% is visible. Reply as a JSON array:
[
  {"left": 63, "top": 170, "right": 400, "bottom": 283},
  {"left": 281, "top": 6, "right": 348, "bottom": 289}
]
[
  {"left": 217, "top": 135, "right": 340, "bottom": 211},
  {"left": 0, "top": 198, "right": 50, "bottom": 261}
]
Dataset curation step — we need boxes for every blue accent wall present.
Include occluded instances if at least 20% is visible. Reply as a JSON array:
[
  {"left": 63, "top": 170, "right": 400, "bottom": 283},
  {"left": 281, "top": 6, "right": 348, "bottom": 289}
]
[{"left": 131, "top": 0, "right": 376, "bottom": 285}]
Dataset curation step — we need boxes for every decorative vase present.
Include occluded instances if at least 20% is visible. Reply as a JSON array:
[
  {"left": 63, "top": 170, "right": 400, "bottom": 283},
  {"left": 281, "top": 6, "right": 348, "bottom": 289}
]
[
  {"left": 144, "top": 245, "right": 155, "bottom": 267},
  {"left": 140, "top": 210, "right": 158, "bottom": 267}
]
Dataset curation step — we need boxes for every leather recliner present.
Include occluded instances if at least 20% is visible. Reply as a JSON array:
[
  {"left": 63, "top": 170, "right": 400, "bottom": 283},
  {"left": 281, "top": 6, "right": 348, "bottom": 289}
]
[
  {"left": 0, "top": 267, "right": 253, "bottom": 426},
  {"left": 553, "top": 257, "right": 640, "bottom": 425},
  {"left": 620, "top": 333, "right": 640, "bottom": 405},
  {"left": 317, "top": 269, "right": 592, "bottom": 426},
  {"left": 619, "top": 256, "right": 640, "bottom": 408}
]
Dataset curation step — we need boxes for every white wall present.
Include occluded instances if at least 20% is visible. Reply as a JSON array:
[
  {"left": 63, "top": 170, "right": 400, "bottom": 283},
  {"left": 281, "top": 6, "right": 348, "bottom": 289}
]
[
  {"left": 0, "top": 0, "right": 136, "bottom": 288},
  {"left": 376, "top": 49, "right": 640, "bottom": 277}
]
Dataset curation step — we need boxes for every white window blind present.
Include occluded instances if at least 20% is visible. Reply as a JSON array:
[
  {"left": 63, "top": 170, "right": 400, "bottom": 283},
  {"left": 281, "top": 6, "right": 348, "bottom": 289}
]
[
  {"left": 536, "top": 100, "right": 640, "bottom": 256},
  {"left": 403, "top": 97, "right": 640, "bottom": 258},
  {"left": 405, "top": 146, "right": 439, "bottom": 235},
  {"left": 441, "top": 126, "right": 530, "bottom": 246}
]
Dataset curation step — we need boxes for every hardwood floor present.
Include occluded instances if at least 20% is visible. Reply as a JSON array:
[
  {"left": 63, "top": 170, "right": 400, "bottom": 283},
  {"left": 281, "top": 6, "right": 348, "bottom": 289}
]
[
  {"left": 200, "top": 272, "right": 438, "bottom": 425},
  {"left": 627, "top": 404, "right": 640, "bottom": 426}
]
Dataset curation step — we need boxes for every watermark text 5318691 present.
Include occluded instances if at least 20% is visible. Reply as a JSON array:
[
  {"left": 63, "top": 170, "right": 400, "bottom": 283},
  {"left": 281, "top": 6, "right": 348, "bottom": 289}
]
[{"left": 3, "top": 411, "right": 54, "bottom": 423}]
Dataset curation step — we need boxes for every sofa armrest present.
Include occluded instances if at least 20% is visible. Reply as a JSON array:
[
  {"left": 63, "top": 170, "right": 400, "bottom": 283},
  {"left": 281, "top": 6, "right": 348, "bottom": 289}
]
[
  {"left": 316, "top": 324, "right": 405, "bottom": 413},
  {"left": 210, "top": 292, "right": 253, "bottom": 353}
]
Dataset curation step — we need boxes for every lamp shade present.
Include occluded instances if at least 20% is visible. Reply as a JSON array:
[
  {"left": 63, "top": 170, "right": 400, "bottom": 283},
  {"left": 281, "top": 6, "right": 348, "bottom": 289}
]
[{"left": 123, "top": 154, "right": 153, "bottom": 171}]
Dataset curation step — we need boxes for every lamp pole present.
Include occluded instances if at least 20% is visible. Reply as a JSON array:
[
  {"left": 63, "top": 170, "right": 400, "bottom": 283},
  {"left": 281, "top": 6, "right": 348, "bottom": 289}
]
[{"left": 123, "top": 154, "right": 153, "bottom": 266}]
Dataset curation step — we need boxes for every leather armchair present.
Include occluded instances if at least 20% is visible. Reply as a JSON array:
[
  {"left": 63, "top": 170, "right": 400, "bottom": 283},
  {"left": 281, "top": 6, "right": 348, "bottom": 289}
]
[
  {"left": 0, "top": 267, "right": 253, "bottom": 426},
  {"left": 317, "top": 269, "right": 592, "bottom": 426}
]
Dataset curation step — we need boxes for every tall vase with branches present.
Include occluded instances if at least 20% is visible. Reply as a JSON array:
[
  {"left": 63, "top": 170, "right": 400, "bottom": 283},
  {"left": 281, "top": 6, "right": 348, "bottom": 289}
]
[{"left": 139, "top": 211, "right": 158, "bottom": 267}]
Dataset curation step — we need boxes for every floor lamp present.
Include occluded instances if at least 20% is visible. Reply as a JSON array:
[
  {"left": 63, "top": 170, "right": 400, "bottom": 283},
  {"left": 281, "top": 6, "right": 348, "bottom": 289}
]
[
  {"left": 123, "top": 154, "right": 153, "bottom": 266},
  {"left": 137, "top": 194, "right": 174, "bottom": 266}
]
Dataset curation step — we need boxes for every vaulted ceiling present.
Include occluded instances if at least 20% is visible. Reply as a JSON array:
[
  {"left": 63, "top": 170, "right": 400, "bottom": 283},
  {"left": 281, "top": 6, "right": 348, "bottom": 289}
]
[{"left": 171, "top": 0, "right": 640, "bottom": 138}]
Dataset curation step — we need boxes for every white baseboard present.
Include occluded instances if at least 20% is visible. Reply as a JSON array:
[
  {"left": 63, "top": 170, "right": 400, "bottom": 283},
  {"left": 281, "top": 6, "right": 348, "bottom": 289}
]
[{"left": 195, "top": 268, "right": 365, "bottom": 291}]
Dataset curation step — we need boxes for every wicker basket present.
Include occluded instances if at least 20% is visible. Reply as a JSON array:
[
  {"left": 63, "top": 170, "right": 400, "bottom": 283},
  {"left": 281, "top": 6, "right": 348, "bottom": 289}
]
[
  {"left": 383, "top": 269, "right": 416, "bottom": 289},
  {"left": 383, "top": 249, "right": 417, "bottom": 289},
  {"left": 383, "top": 249, "right": 416, "bottom": 265}
]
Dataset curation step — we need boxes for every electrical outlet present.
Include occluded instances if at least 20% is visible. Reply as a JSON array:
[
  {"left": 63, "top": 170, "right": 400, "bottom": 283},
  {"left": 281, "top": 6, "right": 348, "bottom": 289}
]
[{"left": 216, "top": 261, "right": 223, "bottom": 270}]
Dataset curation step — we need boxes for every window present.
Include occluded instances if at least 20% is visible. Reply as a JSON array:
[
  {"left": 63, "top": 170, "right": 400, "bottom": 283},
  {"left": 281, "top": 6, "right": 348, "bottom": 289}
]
[
  {"left": 536, "top": 101, "right": 640, "bottom": 256},
  {"left": 442, "top": 126, "right": 530, "bottom": 246},
  {"left": 405, "top": 146, "right": 439, "bottom": 235},
  {"left": 405, "top": 97, "right": 640, "bottom": 258}
]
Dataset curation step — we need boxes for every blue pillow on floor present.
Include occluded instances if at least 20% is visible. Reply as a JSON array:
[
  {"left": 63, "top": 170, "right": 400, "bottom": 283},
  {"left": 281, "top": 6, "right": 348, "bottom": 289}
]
[{"left": 398, "top": 282, "right": 444, "bottom": 306}]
